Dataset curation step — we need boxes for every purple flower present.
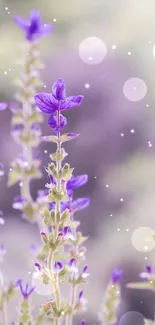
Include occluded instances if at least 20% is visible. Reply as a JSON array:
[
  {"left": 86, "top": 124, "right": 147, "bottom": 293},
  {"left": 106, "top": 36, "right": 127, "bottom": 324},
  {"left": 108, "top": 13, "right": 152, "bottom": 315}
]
[
  {"left": 14, "top": 10, "right": 53, "bottom": 41},
  {"left": 71, "top": 198, "right": 90, "bottom": 213},
  {"left": 54, "top": 261, "right": 63, "bottom": 270},
  {"left": 34, "top": 78, "right": 83, "bottom": 115},
  {"left": 48, "top": 114, "right": 67, "bottom": 132},
  {"left": 16, "top": 280, "right": 35, "bottom": 299},
  {"left": 0, "top": 103, "right": 7, "bottom": 111},
  {"left": 34, "top": 263, "right": 42, "bottom": 271},
  {"left": 67, "top": 175, "right": 88, "bottom": 191},
  {"left": 50, "top": 198, "right": 90, "bottom": 214},
  {"left": 145, "top": 265, "right": 152, "bottom": 274},
  {"left": 112, "top": 268, "right": 123, "bottom": 284},
  {"left": 81, "top": 320, "right": 85, "bottom": 325},
  {"left": 78, "top": 290, "right": 84, "bottom": 300},
  {"left": 69, "top": 258, "right": 76, "bottom": 266}
]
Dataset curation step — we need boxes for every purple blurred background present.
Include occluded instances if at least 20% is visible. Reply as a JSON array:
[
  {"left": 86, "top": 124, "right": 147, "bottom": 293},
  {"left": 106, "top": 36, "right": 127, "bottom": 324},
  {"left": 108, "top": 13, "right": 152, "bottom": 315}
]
[{"left": 1, "top": 0, "right": 155, "bottom": 323}]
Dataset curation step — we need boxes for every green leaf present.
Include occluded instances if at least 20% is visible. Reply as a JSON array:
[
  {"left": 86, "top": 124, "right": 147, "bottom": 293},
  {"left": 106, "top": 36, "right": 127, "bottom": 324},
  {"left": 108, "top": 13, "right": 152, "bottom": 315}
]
[
  {"left": 41, "top": 135, "right": 58, "bottom": 143},
  {"left": 60, "top": 133, "right": 80, "bottom": 143},
  {"left": 126, "top": 282, "right": 154, "bottom": 291},
  {"left": 59, "top": 266, "right": 68, "bottom": 277},
  {"left": 8, "top": 170, "right": 21, "bottom": 187}
]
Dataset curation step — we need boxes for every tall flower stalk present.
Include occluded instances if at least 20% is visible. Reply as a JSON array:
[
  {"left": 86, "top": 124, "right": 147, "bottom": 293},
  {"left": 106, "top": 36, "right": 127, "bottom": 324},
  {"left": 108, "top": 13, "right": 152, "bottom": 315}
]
[
  {"left": 32, "top": 78, "right": 90, "bottom": 325},
  {"left": 8, "top": 11, "right": 52, "bottom": 229}
]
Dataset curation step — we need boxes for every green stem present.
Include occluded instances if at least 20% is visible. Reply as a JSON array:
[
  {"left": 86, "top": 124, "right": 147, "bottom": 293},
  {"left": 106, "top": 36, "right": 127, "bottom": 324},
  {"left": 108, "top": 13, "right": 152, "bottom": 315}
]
[{"left": 0, "top": 272, "right": 7, "bottom": 325}]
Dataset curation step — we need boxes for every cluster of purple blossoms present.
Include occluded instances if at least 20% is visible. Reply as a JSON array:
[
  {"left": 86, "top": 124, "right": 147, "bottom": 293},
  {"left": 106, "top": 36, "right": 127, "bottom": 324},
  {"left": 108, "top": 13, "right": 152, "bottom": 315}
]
[
  {"left": 34, "top": 78, "right": 83, "bottom": 133},
  {"left": 14, "top": 10, "right": 52, "bottom": 42},
  {"left": 16, "top": 280, "right": 35, "bottom": 300}
]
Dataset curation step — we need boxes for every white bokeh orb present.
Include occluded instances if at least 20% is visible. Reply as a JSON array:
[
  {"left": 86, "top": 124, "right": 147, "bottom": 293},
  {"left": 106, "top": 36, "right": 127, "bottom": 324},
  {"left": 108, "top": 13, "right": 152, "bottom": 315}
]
[
  {"left": 123, "top": 78, "right": 147, "bottom": 101},
  {"left": 32, "top": 271, "right": 54, "bottom": 296},
  {"left": 78, "top": 37, "right": 107, "bottom": 65},
  {"left": 131, "top": 226, "right": 155, "bottom": 252},
  {"left": 119, "top": 311, "right": 144, "bottom": 325}
]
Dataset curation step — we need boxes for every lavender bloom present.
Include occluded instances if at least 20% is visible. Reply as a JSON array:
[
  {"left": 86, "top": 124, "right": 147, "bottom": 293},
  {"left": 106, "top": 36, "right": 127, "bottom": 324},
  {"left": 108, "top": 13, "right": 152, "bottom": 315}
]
[
  {"left": 0, "top": 103, "right": 7, "bottom": 110},
  {"left": 35, "top": 78, "right": 83, "bottom": 115},
  {"left": 50, "top": 198, "right": 90, "bottom": 214},
  {"left": 145, "top": 265, "right": 152, "bottom": 274},
  {"left": 14, "top": 10, "right": 53, "bottom": 41},
  {"left": 48, "top": 114, "right": 67, "bottom": 132},
  {"left": 54, "top": 261, "right": 63, "bottom": 271},
  {"left": 81, "top": 320, "right": 85, "bottom": 325},
  {"left": 16, "top": 280, "right": 35, "bottom": 299},
  {"left": 112, "top": 268, "right": 123, "bottom": 284},
  {"left": 67, "top": 175, "right": 88, "bottom": 191}
]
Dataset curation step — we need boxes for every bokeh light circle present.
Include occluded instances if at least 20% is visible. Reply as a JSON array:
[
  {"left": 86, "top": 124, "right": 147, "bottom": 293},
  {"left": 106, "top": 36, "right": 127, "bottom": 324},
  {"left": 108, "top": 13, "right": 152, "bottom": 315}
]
[
  {"left": 131, "top": 227, "right": 155, "bottom": 252},
  {"left": 78, "top": 37, "right": 107, "bottom": 65},
  {"left": 119, "top": 311, "right": 144, "bottom": 325},
  {"left": 32, "top": 271, "right": 54, "bottom": 296},
  {"left": 123, "top": 78, "right": 147, "bottom": 101}
]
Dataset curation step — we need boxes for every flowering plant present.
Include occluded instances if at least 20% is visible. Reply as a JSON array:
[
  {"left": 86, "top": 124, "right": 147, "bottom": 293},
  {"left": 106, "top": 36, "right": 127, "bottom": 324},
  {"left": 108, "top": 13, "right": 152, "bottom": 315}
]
[
  {"left": 8, "top": 11, "right": 52, "bottom": 229},
  {"left": 0, "top": 10, "right": 125, "bottom": 325}
]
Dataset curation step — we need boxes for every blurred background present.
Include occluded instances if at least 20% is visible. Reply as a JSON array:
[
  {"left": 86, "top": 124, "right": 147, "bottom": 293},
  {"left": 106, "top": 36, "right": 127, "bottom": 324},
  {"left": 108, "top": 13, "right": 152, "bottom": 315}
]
[{"left": 1, "top": 0, "right": 155, "bottom": 324}]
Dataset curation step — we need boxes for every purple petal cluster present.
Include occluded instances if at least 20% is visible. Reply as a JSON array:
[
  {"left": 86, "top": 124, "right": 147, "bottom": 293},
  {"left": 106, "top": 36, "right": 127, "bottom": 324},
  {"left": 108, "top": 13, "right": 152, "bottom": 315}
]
[
  {"left": 14, "top": 10, "right": 53, "bottom": 41},
  {"left": 34, "top": 78, "right": 83, "bottom": 133},
  {"left": 112, "top": 268, "right": 123, "bottom": 284},
  {"left": 16, "top": 280, "right": 35, "bottom": 299}
]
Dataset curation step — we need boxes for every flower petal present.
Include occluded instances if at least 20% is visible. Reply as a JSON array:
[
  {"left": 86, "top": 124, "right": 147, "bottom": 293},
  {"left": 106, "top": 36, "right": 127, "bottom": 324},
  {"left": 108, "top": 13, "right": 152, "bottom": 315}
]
[
  {"left": 61, "top": 96, "right": 84, "bottom": 110},
  {"left": 52, "top": 78, "right": 66, "bottom": 100},
  {"left": 40, "top": 23, "right": 53, "bottom": 36},
  {"left": 67, "top": 175, "right": 88, "bottom": 191},
  {"left": 29, "top": 10, "right": 40, "bottom": 21},
  {"left": 0, "top": 103, "right": 8, "bottom": 111},
  {"left": 71, "top": 198, "right": 90, "bottom": 212},
  {"left": 34, "top": 93, "right": 58, "bottom": 114},
  {"left": 48, "top": 114, "right": 67, "bottom": 132},
  {"left": 14, "top": 16, "right": 28, "bottom": 31}
]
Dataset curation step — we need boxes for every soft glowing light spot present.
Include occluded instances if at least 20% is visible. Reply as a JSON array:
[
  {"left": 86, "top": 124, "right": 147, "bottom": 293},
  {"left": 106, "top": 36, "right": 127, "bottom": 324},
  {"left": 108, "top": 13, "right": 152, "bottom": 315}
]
[
  {"left": 24, "top": 162, "right": 28, "bottom": 167},
  {"left": 94, "top": 176, "right": 97, "bottom": 179},
  {"left": 44, "top": 85, "right": 47, "bottom": 88},
  {"left": 128, "top": 52, "right": 131, "bottom": 55},
  {"left": 121, "top": 133, "right": 124, "bottom": 137},
  {"left": 85, "top": 83, "right": 90, "bottom": 89},
  {"left": 79, "top": 37, "right": 107, "bottom": 65},
  {"left": 53, "top": 18, "right": 57, "bottom": 22},
  {"left": 119, "top": 311, "right": 144, "bottom": 325},
  {"left": 5, "top": 7, "right": 8, "bottom": 10},
  {"left": 105, "top": 184, "right": 109, "bottom": 188},
  {"left": 0, "top": 218, "right": 5, "bottom": 226},
  {"left": 148, "top": 141, "right": 152, "bottom": 147},
  {"left": 4, "top": 71, "right": 7, "bottom": 75},
  {"left": 120, "top": 198, "right": 124, "bottom": 202},
  {"left": 130, "top": 129, "right": 135, "bottom": 134},
  {"left": 117, "top": 228, "right": 120, "bottom": 232},
  {"left": 19, "top": 182, "right": 23, "bottom": 187},
  {"left": 112, "top": 45, "right": 116, "bottom": 49},
  {"left": 44, "top": 150, "right": 48, "bottom": 154},
  {"left": 123, "top": 78, "right": 147, "bottom": 101},
  {"left": 131, "top": 227, "right": 155, "bottom": 252},
  {"left": 110, "top": 214, "right": 113, "bottom": 217},
  {"left": 146, "top": 104, "right": 149, "bottom": 107},
  {"left": 126, "top": 229, "right": 129, "bottom": 232},
  {"left": 9, "top": 68, "right": 11, "bottom": 71},
  {"left": 145, "top": 257, "right": 147, "bottom": 260}
]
